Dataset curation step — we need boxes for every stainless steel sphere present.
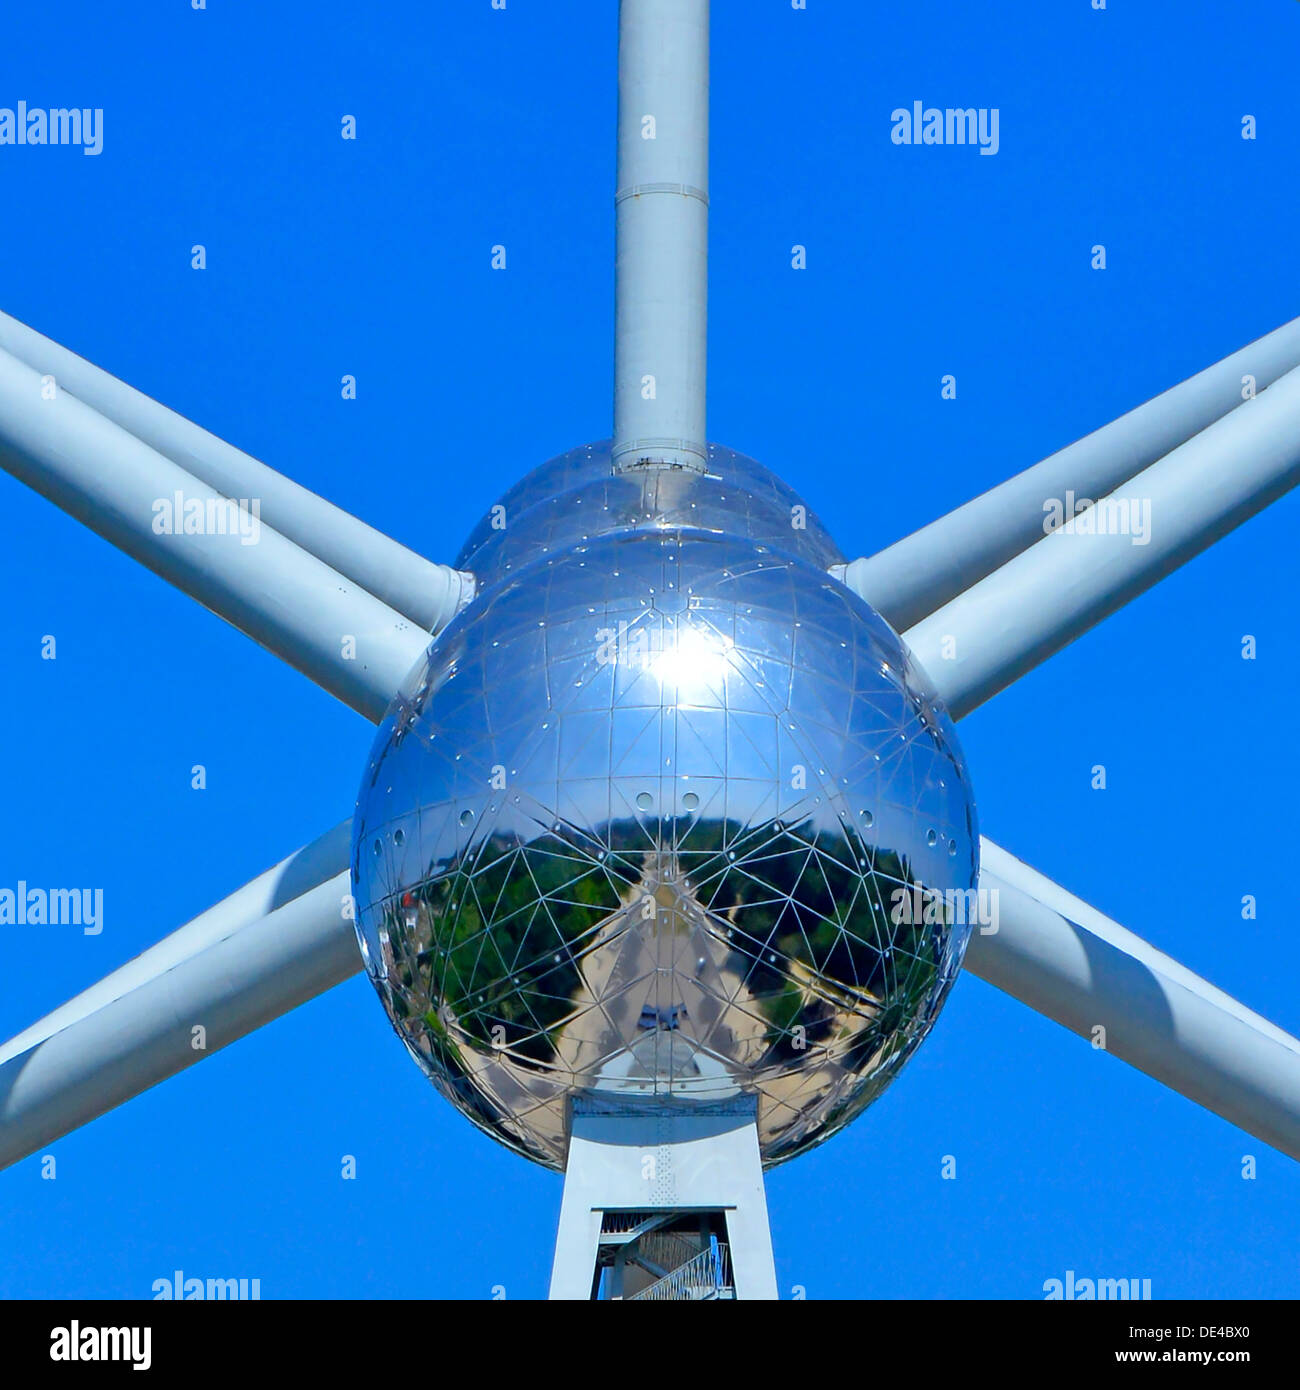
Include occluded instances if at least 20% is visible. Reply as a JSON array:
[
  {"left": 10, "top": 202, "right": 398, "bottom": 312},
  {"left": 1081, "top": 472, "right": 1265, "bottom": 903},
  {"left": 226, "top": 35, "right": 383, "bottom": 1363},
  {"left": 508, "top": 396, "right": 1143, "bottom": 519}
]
[
  {"left": 455, "top": 440, "right": 845, "bottom": 587},
  {"left": 352, "top": 446, "right": 978, "bottom": 1169}
]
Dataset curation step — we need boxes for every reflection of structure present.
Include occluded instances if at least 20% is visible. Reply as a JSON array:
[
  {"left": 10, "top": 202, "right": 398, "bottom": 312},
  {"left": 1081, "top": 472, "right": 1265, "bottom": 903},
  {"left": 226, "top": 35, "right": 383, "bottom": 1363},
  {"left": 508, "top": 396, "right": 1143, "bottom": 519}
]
[{"left": 371, "top": 794, "right": 960, "bottom": 1169}]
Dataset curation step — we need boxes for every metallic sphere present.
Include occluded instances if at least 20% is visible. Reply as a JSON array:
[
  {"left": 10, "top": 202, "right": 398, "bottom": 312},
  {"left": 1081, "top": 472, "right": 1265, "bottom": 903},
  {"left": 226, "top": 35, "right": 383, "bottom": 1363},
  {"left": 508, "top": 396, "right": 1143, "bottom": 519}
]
[
  {"left": 455, "top": 441, "right": 845, "bottom": 588},
  {"left": 352, "top": 450, "right": 978, "bottom": 1169}
]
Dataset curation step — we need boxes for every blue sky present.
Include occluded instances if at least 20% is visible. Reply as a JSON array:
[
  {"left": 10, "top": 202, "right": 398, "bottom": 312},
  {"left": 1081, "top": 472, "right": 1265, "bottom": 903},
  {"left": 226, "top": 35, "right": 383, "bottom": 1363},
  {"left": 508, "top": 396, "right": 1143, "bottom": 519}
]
[{"left": 1, "top": 0, "right": 1298, "bottom": 1299}]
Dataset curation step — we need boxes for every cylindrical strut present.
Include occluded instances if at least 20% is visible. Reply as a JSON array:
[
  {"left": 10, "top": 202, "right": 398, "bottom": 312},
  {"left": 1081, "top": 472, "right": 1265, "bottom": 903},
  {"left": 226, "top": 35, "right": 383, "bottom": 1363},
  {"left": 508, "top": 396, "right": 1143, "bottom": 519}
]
[{"left": 612, "top": 0, "right": 709, "bottom": 472}]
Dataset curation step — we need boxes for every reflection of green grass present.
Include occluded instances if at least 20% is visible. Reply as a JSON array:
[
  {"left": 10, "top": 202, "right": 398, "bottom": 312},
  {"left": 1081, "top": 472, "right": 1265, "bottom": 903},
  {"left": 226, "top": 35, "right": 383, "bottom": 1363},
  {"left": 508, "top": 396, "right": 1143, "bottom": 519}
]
[{"left": 418, "top": 1007, "right": 462, "bottom": 1073}]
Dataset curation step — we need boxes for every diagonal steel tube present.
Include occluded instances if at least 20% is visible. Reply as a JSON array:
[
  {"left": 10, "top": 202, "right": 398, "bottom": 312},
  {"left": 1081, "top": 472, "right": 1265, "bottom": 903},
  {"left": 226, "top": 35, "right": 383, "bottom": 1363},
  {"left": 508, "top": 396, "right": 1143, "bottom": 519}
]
[
  {"left": 903, "top": 362, "right": 1300, "bottom": 720},
  {"left": 0, "top": 872, "right": 360, "bottom": 1172},
  {"left": 970, "top": 840, "right": 1300, "bottom": 1160},
  {"left": 837, "top": 314, "right": 1300, "bottom": 631},
  {"left": 0, "top": 345, "right": 430, "bottom": 721},
  {"left": 0, "top": 311, "right": 474, "bottom": 633}
]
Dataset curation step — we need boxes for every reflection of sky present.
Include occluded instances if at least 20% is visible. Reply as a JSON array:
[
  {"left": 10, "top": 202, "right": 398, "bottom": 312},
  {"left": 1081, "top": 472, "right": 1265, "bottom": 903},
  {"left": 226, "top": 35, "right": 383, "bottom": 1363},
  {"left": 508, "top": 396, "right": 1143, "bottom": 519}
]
[
  {"left": 453, "top": 442, "right": 846, "bottom": 584},
  {"left": 355, "top": 569, "right": 980, "bottom": 927},
  {"left": 357, "top": 617, "right": 977, "bottom": 920}
]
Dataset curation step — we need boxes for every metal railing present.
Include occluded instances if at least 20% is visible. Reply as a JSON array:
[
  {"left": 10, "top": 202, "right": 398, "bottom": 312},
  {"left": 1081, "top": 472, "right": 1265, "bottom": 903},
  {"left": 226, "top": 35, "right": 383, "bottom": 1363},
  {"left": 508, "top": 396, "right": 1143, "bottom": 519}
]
[
  {"left": 637, "top": 1231, "right": 704, "bottom": 1278},
  {"left": 629, "top": 1243, "right": 732, "bottom": 1301}
]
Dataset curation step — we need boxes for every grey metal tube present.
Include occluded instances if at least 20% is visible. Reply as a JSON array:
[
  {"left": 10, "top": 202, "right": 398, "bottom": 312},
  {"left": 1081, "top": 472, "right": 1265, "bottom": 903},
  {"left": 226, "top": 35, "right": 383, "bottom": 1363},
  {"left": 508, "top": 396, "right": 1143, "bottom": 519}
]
[
  {"left": 0, "top": 346, "right": 430, "bottom": 721},
  {"left": 0, "top": 311, "right": 474, "bottom": 633},
  {"left": 0, "top": 873, "right": 361, "bottom": 1171},
  {"left": 612, "top": 0, "right": 709, "bottom": 472},
  {"left": 904, "top": 362, "right": 1300, "bottom": 720},
  {"left": 839, "top": 314, "right": 1300, "bottom": 630},
  {"left": 971, "top": 839, "right": 1300, "bottom": 1160}
]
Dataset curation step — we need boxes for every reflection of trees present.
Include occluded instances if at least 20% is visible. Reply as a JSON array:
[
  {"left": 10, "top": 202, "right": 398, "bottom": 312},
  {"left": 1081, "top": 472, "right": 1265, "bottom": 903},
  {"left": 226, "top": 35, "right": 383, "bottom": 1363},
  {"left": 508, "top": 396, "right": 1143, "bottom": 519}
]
[
  {"left": 374, "top": 810, "right": 954, "bottom": 1095},
  {"left": 675, "top": 816, "right": 946, "bottom": 1069},
  {"left": 380, "top": 828, "right": 632, "bottom": 1064}
]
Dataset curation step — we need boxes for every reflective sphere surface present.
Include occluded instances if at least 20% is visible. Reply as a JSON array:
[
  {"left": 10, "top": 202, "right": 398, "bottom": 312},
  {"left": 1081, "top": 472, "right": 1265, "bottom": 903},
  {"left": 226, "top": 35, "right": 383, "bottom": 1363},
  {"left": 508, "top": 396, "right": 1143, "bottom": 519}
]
[
  {"left": 353, "top": 509, "right": 979, "bottom": 1169},
  {"left": 455, "top": 440, "right": 845, "bottom": 589}
]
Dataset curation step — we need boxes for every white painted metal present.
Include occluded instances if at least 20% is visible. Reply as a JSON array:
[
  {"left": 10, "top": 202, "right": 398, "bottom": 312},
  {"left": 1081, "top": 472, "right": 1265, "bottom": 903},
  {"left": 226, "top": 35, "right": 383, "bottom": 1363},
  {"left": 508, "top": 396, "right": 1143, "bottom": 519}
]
[
  {"left": 970, "top": 839, "right": 1300, "bottom": 1160},
  {"left": 904, "top": 362, "right": 1300, "bottom": 719},
  {"left": 837, "top": 314, "right": 1300, "bottom": 630},
  {"left": 612, "top": 0, "right": 709, "bottom": 472},
  {"left": 0, "top": 311, "right": 475, "bottom": 633},
  {"left": 550, "top": 1099, "right": 777, "bottom": 1300},
  {"left": 0, "top": 873, "right": 359, "bottom": 1171},
  {"left": 0, "top": 346, "right": 430, "bottom": 721}
]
